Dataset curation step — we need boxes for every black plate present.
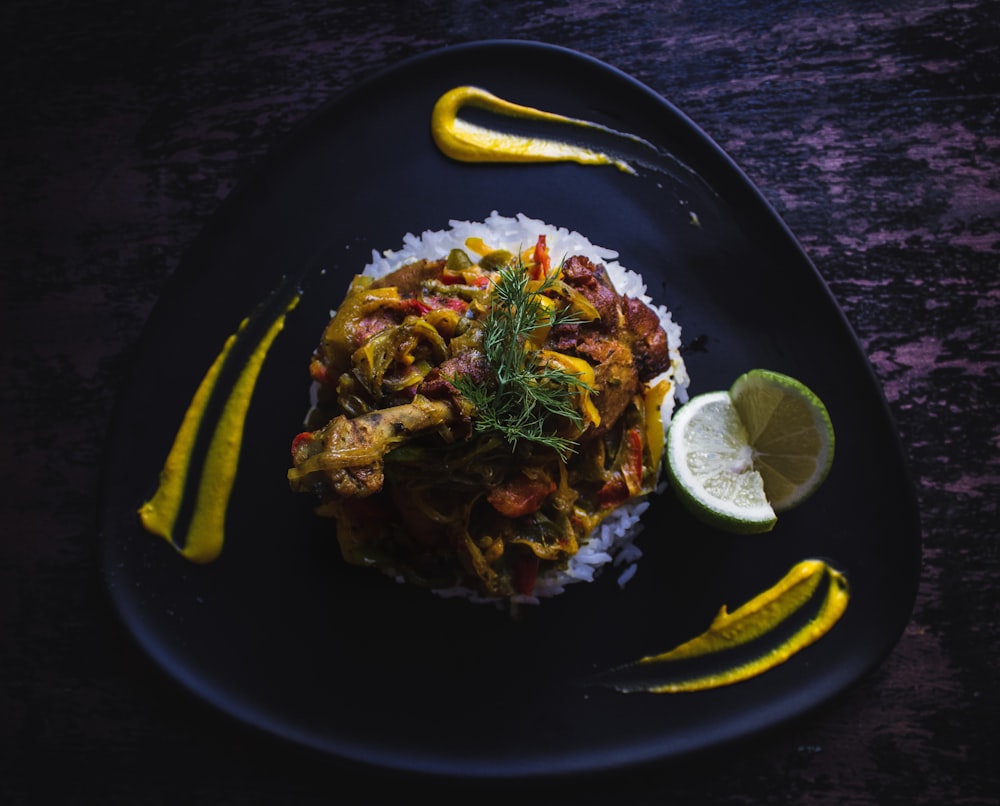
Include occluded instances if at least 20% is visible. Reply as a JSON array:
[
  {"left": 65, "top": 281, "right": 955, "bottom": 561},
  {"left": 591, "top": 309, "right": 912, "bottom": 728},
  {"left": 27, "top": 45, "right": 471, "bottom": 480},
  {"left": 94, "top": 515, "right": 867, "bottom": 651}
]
[{"left": 100, "top": 41, "right": 920, "bottom": 778}]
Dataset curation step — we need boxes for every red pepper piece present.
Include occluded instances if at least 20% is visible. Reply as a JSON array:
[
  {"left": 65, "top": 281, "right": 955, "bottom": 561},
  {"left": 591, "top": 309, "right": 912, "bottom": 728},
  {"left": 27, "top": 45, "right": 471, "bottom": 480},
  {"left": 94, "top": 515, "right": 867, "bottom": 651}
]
[
  {"left": 597, "top": 428, "right": 645, "bottom": 508},
  {"left": 402, "top": 298, "right": 433, "bottom": 315},
  {"left": 530, "top": 234, "right": 550, "bottom": 280},
  {"left": 487, "top": 474, "right": 556, "bottom": 518},
  {"left": 290, "top": 431, "right": 313, "bottom": 458},
  {"left": 440, "top": 269, "right": 466, "bottom": 285},
  {"left": 597, "top": 477, "right": 629, "bottom": 509},
  {"left": 623, "top": 428, "right": 644, "bottom": 490}
]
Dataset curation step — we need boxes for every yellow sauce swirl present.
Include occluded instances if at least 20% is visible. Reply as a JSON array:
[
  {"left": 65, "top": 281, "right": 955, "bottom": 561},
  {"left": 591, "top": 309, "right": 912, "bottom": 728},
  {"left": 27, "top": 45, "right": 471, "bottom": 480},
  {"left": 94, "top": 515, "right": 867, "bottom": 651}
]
[
  {"left": 608, "top": 559, "right": 849, "bottom": 693},
  {"left": 138, "top": 292, "right": 300, "bottom": 563},
  {"left": 431, "top": 85, "right": 638, "bottom": 173}
]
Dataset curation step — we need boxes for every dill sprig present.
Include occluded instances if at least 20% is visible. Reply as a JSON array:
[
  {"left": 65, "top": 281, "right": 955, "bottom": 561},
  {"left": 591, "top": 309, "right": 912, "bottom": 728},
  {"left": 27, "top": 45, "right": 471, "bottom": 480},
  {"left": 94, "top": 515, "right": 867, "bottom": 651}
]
[{"left": 454, "top": 259, "right": 594, "bottom": 460}]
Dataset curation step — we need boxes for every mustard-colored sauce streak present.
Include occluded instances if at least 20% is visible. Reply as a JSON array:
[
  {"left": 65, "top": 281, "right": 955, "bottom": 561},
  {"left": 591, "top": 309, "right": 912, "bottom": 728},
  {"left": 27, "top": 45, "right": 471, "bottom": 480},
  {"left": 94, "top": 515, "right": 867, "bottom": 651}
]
[
  {"left": 431, "top": 85, "right": 637, "bottom": 174},
  {"left": 138, "top": 295, "right": 300, "bottom": 563},
  {"left": 616, "top": 560, "right": 849, "bottom": 693}
]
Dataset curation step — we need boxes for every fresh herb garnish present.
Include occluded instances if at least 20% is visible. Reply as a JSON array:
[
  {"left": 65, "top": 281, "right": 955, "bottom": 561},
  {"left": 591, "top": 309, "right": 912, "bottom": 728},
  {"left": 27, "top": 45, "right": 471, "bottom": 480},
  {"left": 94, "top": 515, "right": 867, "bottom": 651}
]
[{"left": 454, "top": 259, "right": 594, "bottom": 459}]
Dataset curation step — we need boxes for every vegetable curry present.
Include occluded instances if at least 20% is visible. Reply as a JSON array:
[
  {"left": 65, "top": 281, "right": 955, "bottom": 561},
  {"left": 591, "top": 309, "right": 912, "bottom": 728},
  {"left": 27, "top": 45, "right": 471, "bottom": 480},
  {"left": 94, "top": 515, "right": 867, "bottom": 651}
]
[{"left": 288, "top": 236, "right": 674, "bottom": 600}]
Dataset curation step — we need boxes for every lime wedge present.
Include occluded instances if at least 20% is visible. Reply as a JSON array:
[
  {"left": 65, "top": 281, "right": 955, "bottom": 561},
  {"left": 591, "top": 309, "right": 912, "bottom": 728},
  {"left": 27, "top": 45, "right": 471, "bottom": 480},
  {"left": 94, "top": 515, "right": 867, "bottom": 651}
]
[
  {"left": 729, "top": 369, "right": 835, "bottom": 512},
  {"left": 665, "top": 370, "right": 834, "bottom": 533}
]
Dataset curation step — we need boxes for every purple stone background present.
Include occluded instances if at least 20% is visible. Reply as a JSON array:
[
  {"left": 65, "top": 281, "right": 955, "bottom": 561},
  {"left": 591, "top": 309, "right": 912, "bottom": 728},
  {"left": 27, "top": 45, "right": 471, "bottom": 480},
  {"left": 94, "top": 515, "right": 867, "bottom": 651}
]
[{"left": 1, "top": 1, "right": 997, "bottom": 803}]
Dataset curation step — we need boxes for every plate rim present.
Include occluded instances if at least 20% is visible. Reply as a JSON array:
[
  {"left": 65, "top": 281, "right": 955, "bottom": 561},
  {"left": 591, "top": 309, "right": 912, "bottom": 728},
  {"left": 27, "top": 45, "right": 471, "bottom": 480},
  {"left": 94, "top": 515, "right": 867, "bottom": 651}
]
[{"left": 98, "top": 38, "right": 923, "bottom": 779}]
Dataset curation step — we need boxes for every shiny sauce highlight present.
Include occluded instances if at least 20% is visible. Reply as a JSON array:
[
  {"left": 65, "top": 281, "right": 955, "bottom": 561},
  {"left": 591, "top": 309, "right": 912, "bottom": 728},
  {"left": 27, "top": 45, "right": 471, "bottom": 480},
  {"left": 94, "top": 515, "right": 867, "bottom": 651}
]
[{"left": 138, "top": 291, "right": 300, "bottom": 563}]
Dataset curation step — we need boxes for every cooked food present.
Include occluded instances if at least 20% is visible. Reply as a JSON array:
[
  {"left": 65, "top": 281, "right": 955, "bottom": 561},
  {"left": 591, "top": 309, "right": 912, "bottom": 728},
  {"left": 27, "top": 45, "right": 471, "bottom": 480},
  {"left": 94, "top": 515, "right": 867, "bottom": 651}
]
[{"left": 288, "top": 212, "right": 688, "bottom": 606}]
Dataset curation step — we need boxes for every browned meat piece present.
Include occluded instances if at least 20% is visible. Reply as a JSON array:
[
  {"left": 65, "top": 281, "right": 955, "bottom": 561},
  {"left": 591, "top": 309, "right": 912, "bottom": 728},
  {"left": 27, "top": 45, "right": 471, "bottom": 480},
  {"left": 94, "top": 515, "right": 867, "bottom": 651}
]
[
  {"left": 369, "top": 258, "right": 445, "bottom": 292},
  {"left": 548, "top": 258, "right": 670, "bottom": 425},
  {"left": 549, "top": 322, "right": 640, "bottom": 437},
  {"left": 590, "top": 341, "right": 640, "bottom": 433},
  {"left": 560, "top": 255, "right": 622, "bottom": 327},
  {"left": 421, "top": 346, "right": 490, "bottom": 396},
  {"left": 288, "top": 395, "right": 456, "bottom": 498},
  {"left": 623, "top": 296, "right": 670, "bottom": 380},
  {"left": 348, "top": 311, "right": 399, "bottom": 349}
]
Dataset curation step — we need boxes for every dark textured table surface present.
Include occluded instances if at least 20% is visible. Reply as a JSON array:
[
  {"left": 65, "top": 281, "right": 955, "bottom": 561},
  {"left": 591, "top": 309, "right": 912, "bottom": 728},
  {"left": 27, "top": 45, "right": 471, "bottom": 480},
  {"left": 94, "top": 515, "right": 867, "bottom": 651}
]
[{"left": 2, "top": 1, "right": 998, "bottom": 804}]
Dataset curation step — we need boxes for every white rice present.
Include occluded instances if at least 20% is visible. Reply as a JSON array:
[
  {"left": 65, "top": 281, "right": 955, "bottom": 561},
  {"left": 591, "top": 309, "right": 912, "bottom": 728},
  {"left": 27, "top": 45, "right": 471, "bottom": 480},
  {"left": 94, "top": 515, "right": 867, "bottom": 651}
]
[{"left": 361, "top": 211, "right": 689, "bottom": 604}]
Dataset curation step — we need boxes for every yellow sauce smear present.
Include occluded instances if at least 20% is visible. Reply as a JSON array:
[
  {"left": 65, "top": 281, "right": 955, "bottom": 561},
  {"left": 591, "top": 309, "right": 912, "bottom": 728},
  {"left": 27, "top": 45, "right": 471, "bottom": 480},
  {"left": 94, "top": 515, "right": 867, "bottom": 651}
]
[
  {"left": 614, "top": 559, "right": 849, "bottom": 693},
  {"left": 431, "top": 85, "right": 637, "bottom": 174},
  {"left": 138, "top": 295, "right": 300, "bottom": 563}
]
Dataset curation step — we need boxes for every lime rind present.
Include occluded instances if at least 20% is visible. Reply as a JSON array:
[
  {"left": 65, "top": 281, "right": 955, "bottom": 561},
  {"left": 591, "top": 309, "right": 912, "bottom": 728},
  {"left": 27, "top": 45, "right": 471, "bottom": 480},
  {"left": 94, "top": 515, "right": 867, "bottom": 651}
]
[
  {"left": 665, "top": 391, "right": 778, "bottom": 534},
  {"left": 665, "top": 370, "right": 834, "bottom": 534}
]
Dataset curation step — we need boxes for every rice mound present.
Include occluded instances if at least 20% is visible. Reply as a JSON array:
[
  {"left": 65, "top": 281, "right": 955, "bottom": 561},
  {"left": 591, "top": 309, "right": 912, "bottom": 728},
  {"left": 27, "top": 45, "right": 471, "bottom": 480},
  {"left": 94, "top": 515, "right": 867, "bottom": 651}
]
[{"left": 362, "top": 211, "right": 689, "bottom": 606}]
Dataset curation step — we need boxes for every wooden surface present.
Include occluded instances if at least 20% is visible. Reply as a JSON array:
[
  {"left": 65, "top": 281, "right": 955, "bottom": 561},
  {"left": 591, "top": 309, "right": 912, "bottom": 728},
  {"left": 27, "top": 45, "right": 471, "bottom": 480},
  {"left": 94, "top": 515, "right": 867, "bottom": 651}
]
[{"left": 2, "top": 1, "right": 998, "bottom": 803}]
